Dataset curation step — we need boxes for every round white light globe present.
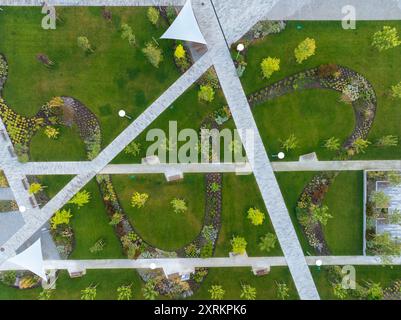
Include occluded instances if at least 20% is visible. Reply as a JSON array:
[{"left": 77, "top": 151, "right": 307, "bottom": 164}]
[
  {"left": 278, "top": 152, "right": 285, "bottom": 160},
  {"left": 316, "top": 259, "right": 323, "bottom": 267},
  {"left": 236, "top": 43, "right": 245, "bottom": 52},
  {"left": 149, "top": 263, "right": 156, "bottom": 270},
  {"left": 19, "top": 206, "right": 26, "bottom": 213},
  {"left": 118, "top": 110, "right": 126, "bottom": 118}
]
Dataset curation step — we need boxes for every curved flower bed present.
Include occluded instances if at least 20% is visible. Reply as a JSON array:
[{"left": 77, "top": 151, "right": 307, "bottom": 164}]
[{"left": 249, "top": 64, "right": 377, "bottom": 254}]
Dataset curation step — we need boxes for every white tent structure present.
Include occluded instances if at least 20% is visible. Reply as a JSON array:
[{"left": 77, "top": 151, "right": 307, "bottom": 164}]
[
  {"left": 6, "top": 239, "right": 47, "bottom": 280},
  {"left": 160, "top": 0, "right": 207, "bottom": 44}
]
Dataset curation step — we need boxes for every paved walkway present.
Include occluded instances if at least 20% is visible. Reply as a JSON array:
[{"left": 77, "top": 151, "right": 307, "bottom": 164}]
[
  {"left": 13, "top": 160, "right": 401, "bottom": 176},
  {"left": 193, "top": 0, "right": 319, "bottom": 300},
  {"left": 1, "top": 255, "right": 398, "bottom": 272},
  {"left": 0, "top": 53, "right": 212, "bottom": 264}
]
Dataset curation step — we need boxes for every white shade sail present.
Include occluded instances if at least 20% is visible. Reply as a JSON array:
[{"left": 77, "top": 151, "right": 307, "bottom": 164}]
[
  {"left": 160, "top": 0, "right": 207, "bottom": 44},
  {"left": 6, "top": 238, "right": 47, "bottom": 280}
]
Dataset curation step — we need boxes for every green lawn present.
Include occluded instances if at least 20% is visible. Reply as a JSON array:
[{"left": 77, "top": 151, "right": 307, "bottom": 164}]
[
  {"left": 40, "top": 177, "right": 124, "bottom": 259},
  {"left": 242, "top": 21, "right": 401, "bottom": 161},
  {"left": 191, "top": 267, "right": 298, "bottom": 300},
  {"left": 252, "top": 89, "right": 355, "bottom": 161},
  {"left": 216, "top": 174, "right": 282, "bottom": 257},
  {"left": 313, "top": 265, "right": 401, "bottom": 300},
  {"left": 322, "top": 172, "right": 364, "bottom": 255},
  {"left": 0, "top": 6, "right": 180, "bottom": 148},
  {"left": 113, "top": 174, "right": 205, "bottom": 251},
  {"left": 0, "top": 270, "right": 144, "bottom": 300},
  {"left": 30, "top": 126, "right": 86, "bottom": 161},
  {"left": 275, "top": 172, "right": 316, "bottom": 254},
  {"left": 112, "top": 84, "right": 225, "bottom": 164}
]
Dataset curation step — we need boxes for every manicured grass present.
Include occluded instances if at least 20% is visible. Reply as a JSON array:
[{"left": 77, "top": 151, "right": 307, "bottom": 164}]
[
  {"left": 30, "top": 126, "right": 86, "bottom": 161},
  {"left": 275, "top": 172, "right": 316, "bottom": 254},
  {"left": 43, "top": 178, "right": 123, "bottom": 259},
  {"left": 322, "top": 172, "right": 364, "bottom": 255},
  {"left": 0, "top": 7, "right": 180, "bottom": 148},
  {"left": 313, "top": 265, "right": 401, "bottom": 300},
  {"left": 191, "top": 267, "right": 298, "bottom": 300},
  {"left": 217, "top": 174, "right": 282, "bottom": 257},
  {"left": 113, "top": 174, "right": 205, "bottom": 251},
  {"left": 0, "top": 270, "right": 144, "bottom": 300},
  {"left": 112, "top": 84, "right": 225, "bottom": 164},
  {"left": 242, "top": 21, "right": 401, "bottom": 160},
  {"left": 252, "top": 89, "right": 355, "bottom": 161}
]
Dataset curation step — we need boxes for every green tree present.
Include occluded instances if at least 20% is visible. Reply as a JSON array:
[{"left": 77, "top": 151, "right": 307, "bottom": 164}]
[
  {"left": 324, "top": 137, "right": 341, "bottom": 151},
  {"left": 388, "top": 171, "right": 401, "bottom": 186},
  {"left": 28, "top": 182, "right": 44, "bottom": 195},
  {"left": 332, "top": 283, "right": 348, "bottom": 300},
  {"left": 147, "top": 7, "right": 160, "bottom": 26},
  {"left": 375, "top": 135, "right": 398, "bottom": 147},
  {"left": 230, "top": 236, "right": 247, "bottom": 254},
  {"left": 209, "top": 285, "right": 225, "bottom": 300},
  {"left": 77, "top": 36, "right": 94, "bottom": 53},
  {"left": 391, "top": 81, "right": 401, "bottom": 98},
  {"left": 370, "top": 191, "right": 391, "bottom": 208},
  {"left": 198, "top": 85, "right": 215, "bottom": 102},
  {"left": 310, "top": 204, "right": 332, "bottom": 226},
  {"left": 50, "top": 209, "right": 72, "bottom": 229},
  {"left": 38, "top": 289, "right": 52, "bottom": 300},
  {"left": 124, "top": 141, "right": 141, "bottom": 156},
  {"left": 68, "top": 190, "right": 91, "bottom": 208},
  {"left": 117, "top": 284, "right": 132, "bottom": 300},
  {"left": 121, "top": 24, "right": 136, "bottom": 46},
  {"left": 367, "top": 233, "right": 401, "bottom": 257},
  {"left": 258, "top": 233, "right": 277, "bottom": 252},
  {"left": 210, "top": 182, "right": 221, "bottom": 192},
  {"left": 142, "top": 42, "right": 163, "bottom": 68},
  {"left": 200, "top": 241, "right": 213, "bottom": 258},
  {"left": 276, "top": 282, "right": 290, "bottom": 300},
  {"left": 365, "top": 282, "right": 384, "bottom": 300},
  {"left": 294, "top": 38, "right": 316, "bottom": 63},
  {"left": 240, "top": 284, "right": 256, "bottom": 300},
  {"left": 247, "top": 207, "right": 265, "bottom": 226},
  {"left": 260, "top": 57, "right": 280, "bottom": 79},
  {"left": 81, "top": 284, "right": 97, "bottom": 300},
  {"left": 171, "top": 198, "right": 187, "bottom": 213},
  {"left": 389, "top": 209, "right": 401, "bottom": 225},
  {"left": 352, "top": 138, "right": 371, "bottom": 154},
  {"left": 142, "top": 279, "right": 159, "bottom": 300},
  {"left": 131, "top": 192, "right": 149, "bottom": 208},
  {"left": 280, "top": 134, "right": 298, "bottom": 151},
  {"left": 372, "top": 26, "right": 401, "bottom": 51}
]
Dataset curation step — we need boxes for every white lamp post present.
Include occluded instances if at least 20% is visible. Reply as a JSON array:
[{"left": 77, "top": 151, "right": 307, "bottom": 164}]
[
  {"left": 236, "top": 43, "right": 245, "bottom": 60},
  {"left": 272, "top": 152, "right": 285, "bottom": 160},
  {"left": 149, "top": 263, "right": 156, "bottom": 270},
  {"left": 118, "top": 109, "right": 132, "bottom": 120},
  {"left": 19, "top": 205, "right": 27, "bottom": 213}
]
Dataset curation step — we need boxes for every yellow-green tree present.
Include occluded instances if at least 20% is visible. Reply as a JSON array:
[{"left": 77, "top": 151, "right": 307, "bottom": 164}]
[
  {"left": 68, "top": 190, "right": 91, "bottom": 208},
  {"left": 44, "top": 126, "right": 59, "bottom": 139},
  {"left": 131, "top": 192, "right": 149, "bottom": 208},
  {"left": 171, "top": 198, "right": 187, "bottom": 213},
  {"left": 198, "top": 85, "right": 215, "bottom": 102},
  {"left": 147, "top": 7, "right": 160, "bottom": 25},
  {"left": 174, "top": 44, "right": 186, "bottom": 59},
  {"left": 230, "top": 236, "right": 247, "bottom": 254},
  {"left": 28, "top": 182, "right": 44, "bottom": 195},
  {"left": 50, "top": 209, "right": 72, "bottom": 229},
  {"left": 372, "top": 26, "right": 401, "bottom": 51},
  {"left": 391, "top": 81, "right": 401, "bottom": 99},
  {"left": 260, "top": 57, "right": 280, "bottom": 79},
  {"left": 294, "top": 38, "right": 316, "bottom": 64},
  {"left": 247, "top": 207, "right": 265, "bottom": 226}
]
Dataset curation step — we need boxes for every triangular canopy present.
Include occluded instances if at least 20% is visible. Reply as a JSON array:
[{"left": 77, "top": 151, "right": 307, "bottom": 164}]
[
  {"left": 7, "top": 238, "right": 47, "bottom": 280},
  {"left": 160, "top": 0, "right": 207, "bottom": 44}
]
